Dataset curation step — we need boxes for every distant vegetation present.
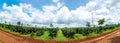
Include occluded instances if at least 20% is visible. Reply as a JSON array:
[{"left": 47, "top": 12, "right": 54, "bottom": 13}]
[{"left": 0, "top": 18, "right": 120, "bottom": 41}]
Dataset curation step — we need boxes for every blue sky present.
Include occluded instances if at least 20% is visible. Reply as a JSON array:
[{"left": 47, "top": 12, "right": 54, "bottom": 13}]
[
  {"left": 0, "top": 0, "right": 90, "bottom": 10},
  {"left": 0, "top": 0, "right": 120, "bottom": 27}
]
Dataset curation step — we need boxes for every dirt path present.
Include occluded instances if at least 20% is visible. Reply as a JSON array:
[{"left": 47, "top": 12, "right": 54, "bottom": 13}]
[
  {"left": 76, "top": 29, "right": 120, "bottom": 43},
  {"left": 0, "top": 29, "right": 120, "bottom": 43},
  {"left": 0, "top": 30, "right": 44, "bottom": 43}
]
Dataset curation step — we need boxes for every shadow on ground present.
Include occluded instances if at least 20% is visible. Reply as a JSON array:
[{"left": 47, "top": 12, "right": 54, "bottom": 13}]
[{"left": 109, "top": 36, "right": 120, "bottom": 43}]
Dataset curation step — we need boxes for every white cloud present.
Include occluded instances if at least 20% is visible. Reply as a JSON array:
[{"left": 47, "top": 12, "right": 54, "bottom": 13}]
[
  {"left": 86, "top": 1, "right": 97, "bottom": 9},
  {"left": 1, "top": 3, "right": 32, "bottom": 24},
  {"left": 0, "top": 0, "right": 120, "bottom": 27},
  {"left": 57, "top": 6, "right": 71, "bottom": 23},
  {"left": 52, "top": 0, "right": 59, "bottom": 3},
  {"left": 96, "top": 7, "right": 109, "bottom": 14}
]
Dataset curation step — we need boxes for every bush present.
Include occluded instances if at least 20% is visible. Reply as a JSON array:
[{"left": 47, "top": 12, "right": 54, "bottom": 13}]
[
  {"left": 30, "top": 32, "right": 35, "bottom": 38},
  {"left": 48, "top": 28, "right": 58, "bottom": 39},
  {"left": 62, "top": 28, "right": 76, "bottom": 38},
  {"left": 36, "top": 29, "right": 44, "bottom": 36}
]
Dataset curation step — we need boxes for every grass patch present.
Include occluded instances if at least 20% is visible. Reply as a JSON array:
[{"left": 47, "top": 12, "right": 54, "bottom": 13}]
[
  {"left": 88, "top": 32, "right": 98, "bottom": 37},
  {"left": 36, "top": 31, "right": 49, "bottom": 40},
  {"left": 21, "top": 34, "right": 31, "bottom": 37},
  {"left": 102, "top": 28, "right": 117, "bottom": 34},
  {"left": 56, "top": 29, "right": 67, "bottom": 41},
  {"left": 102, "top": 30, "right": 112, "bottom": 34},
  {"left": 74, "top": 34, "right": 86, "bottom": 39}
]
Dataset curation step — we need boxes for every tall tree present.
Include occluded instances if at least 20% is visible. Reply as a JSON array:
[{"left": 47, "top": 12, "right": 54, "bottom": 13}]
[
  {"left": 17, "top": 21, "right": 21, "bottom": 26},
  {"left": 98, "top": 18, "right": 105, "bottom": 25},
  {"left": 86, "top": 21, "right": 91, "bottom": 27},
  {"left": 50, "top": 24, "right": 53, "bottom": 28}
]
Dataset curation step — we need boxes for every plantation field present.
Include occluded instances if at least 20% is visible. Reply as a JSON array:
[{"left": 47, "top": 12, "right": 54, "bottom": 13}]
[
  {"left": 0, "top": 23, "right": 120, "bottom": 42},
  {"left": 0, "top": 27, "right": 120, "bottom": 43},
  {"left": 0, "top": 19, "right": 120, "bottom": 43}
]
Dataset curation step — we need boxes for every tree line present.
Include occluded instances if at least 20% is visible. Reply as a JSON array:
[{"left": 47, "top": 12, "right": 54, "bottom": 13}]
[{"left": 0, "top": 18, "right": 120, "bottom": 39}]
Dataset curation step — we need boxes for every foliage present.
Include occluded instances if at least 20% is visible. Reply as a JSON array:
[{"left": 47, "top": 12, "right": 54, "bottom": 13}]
[
  {"left": 50, "top": 24, "right": 53, "bottom": 27},
  {"left": 62, "top": 28, "right": 76, "bottom": 38},
  {"left": 0, "top": 22, "right": 120, "bottom": 41},
  {"left": 30, "top": 32, "right": 35, "bottom": 38},
  {"left": 98, "top": 18, "right": 105, "bottom": 25},
  {"left": 17, "top": 21, "right": 21, "bottom": 26},
  {"left": 35, "top": 29, "right": 44, "bottom": 36},
  {"left": 86, "top": 22, "right": 91, "bottom": 27},
  {"left": 48, "top": 28, "right": 58, "bottom": 39}
]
